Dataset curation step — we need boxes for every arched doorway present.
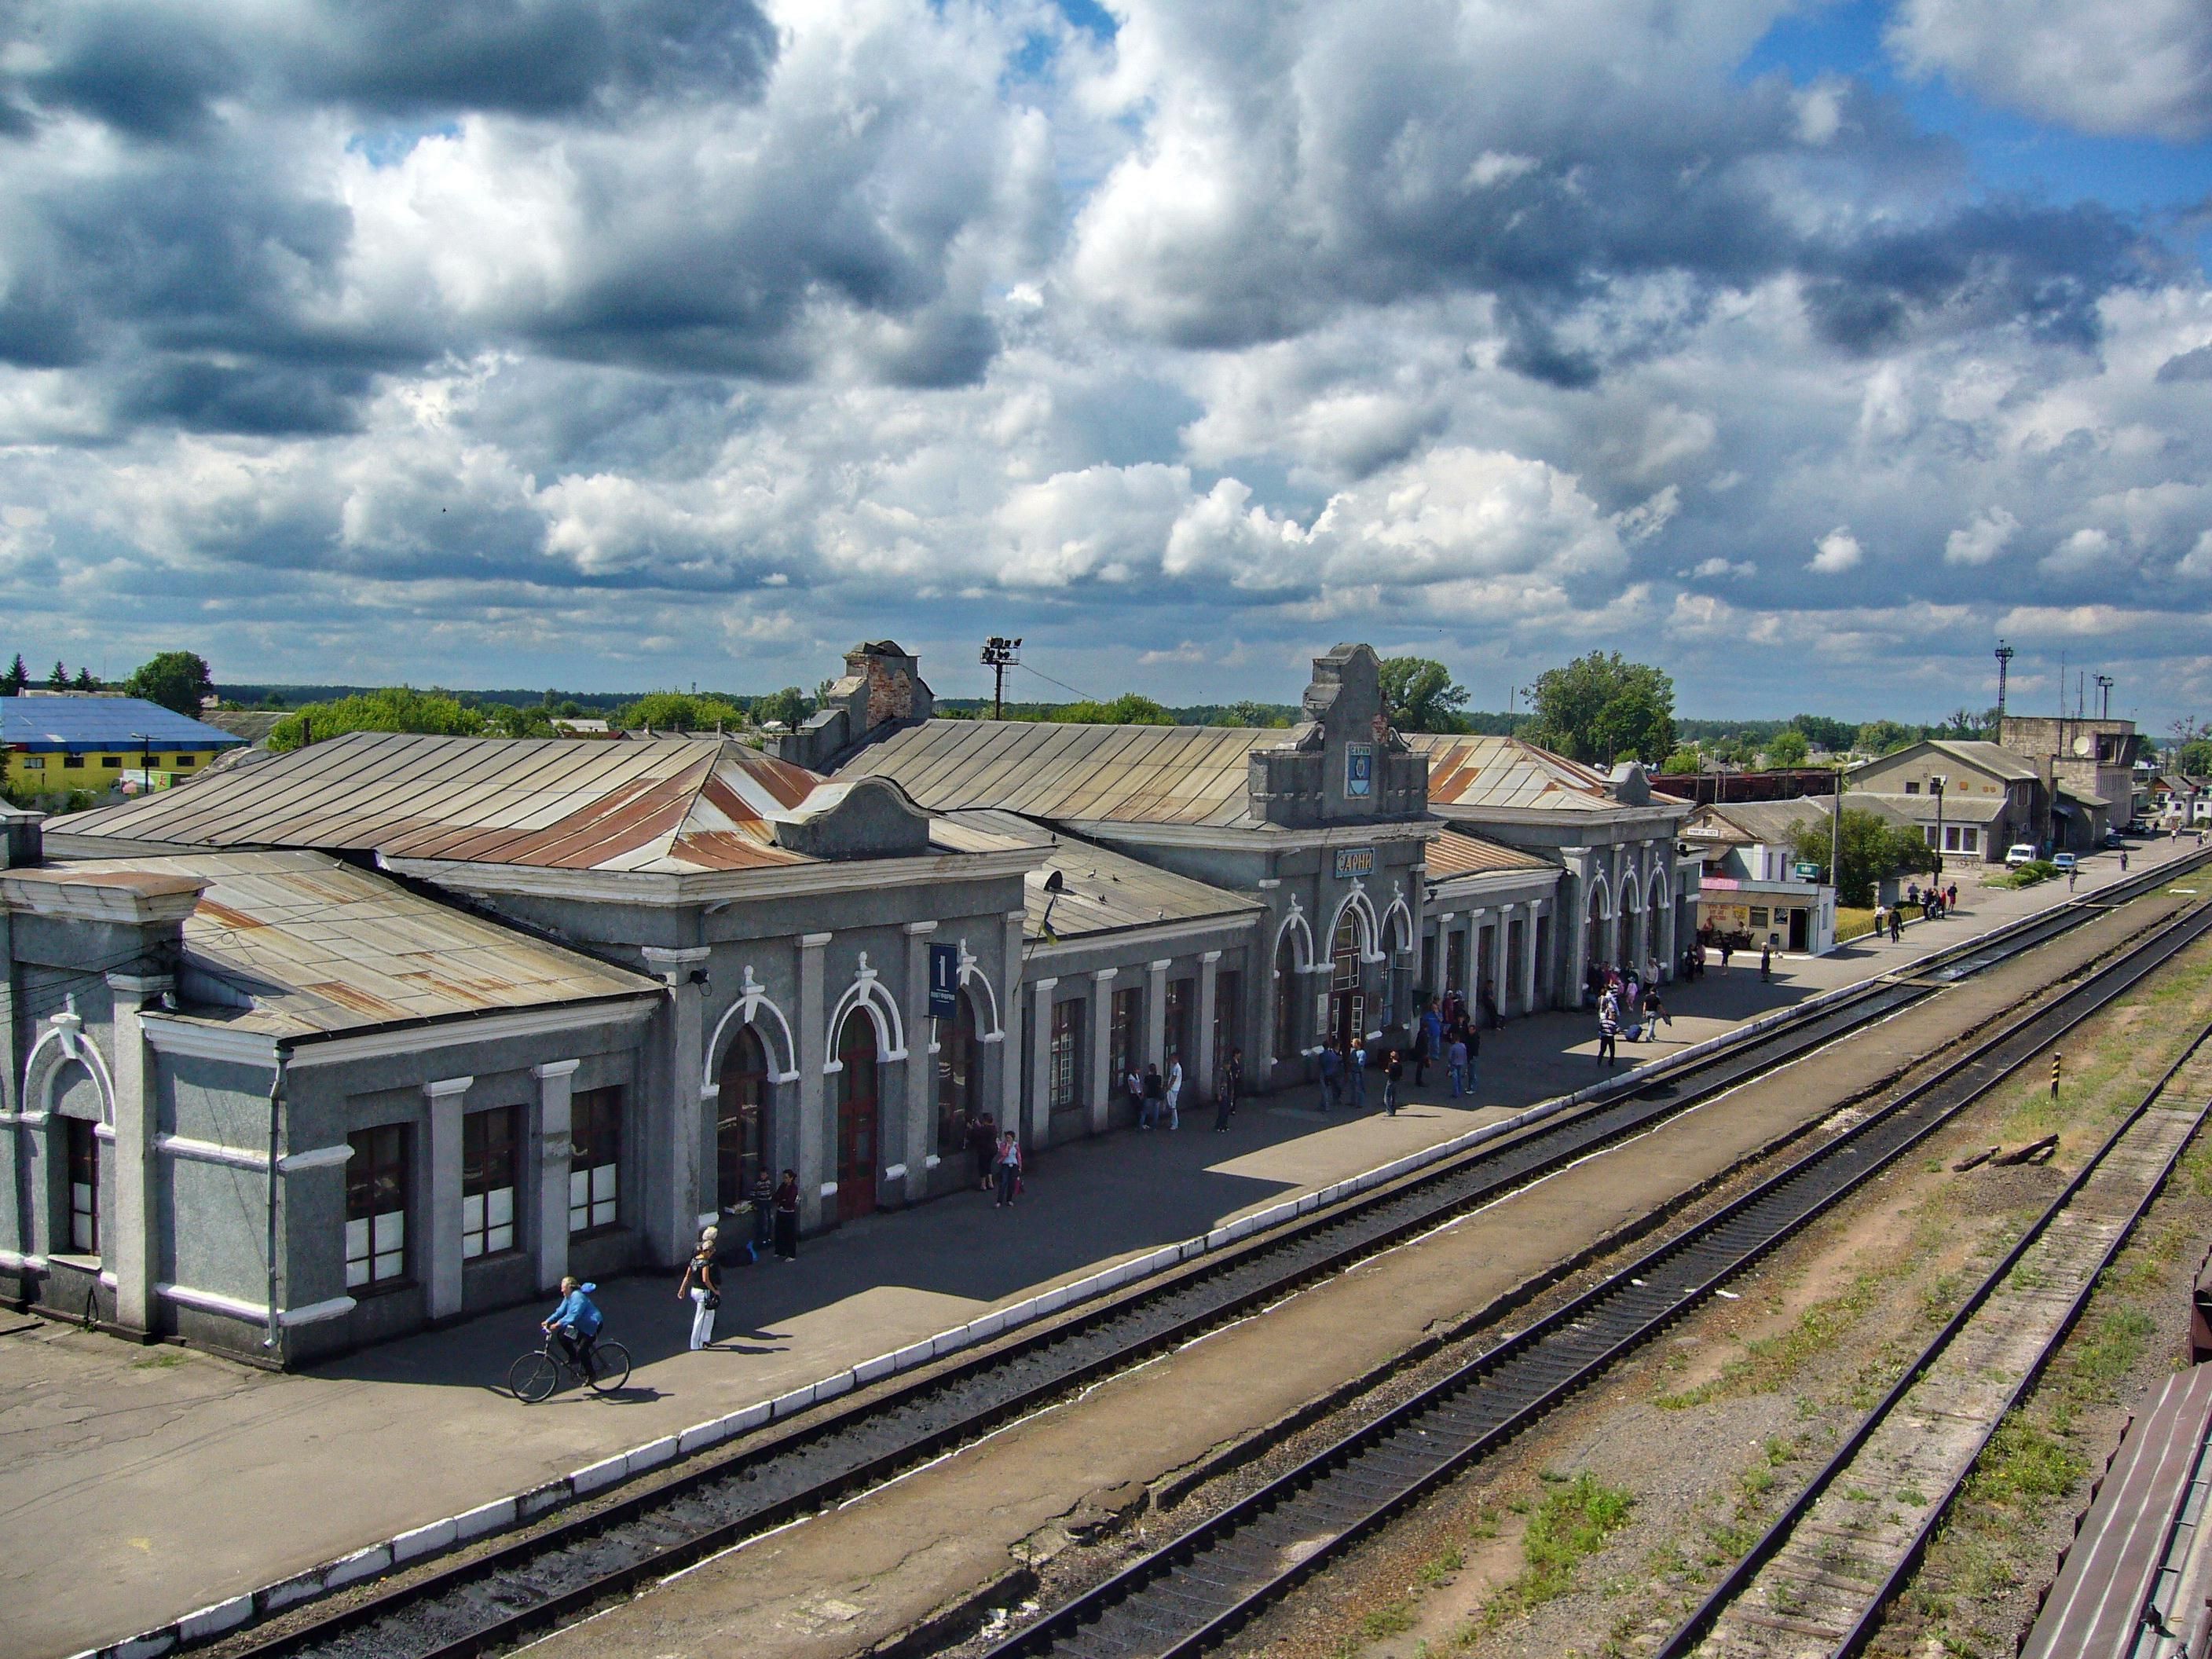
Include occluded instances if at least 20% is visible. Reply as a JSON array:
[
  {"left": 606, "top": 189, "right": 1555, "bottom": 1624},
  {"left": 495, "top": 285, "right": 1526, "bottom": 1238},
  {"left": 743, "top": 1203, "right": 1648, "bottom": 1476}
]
[
  {"left": 1329, "top": 909, "right": 1366, "bottom": 1051},
  {"left": 715, "top": 1025, "right": 771, "bottom": 1217},
  {"left": 834, "top": 1011, "right": 880, "bottom": 1223},
  {"left": 935, "top": 989, "right": 982, "bottom": 1159}
]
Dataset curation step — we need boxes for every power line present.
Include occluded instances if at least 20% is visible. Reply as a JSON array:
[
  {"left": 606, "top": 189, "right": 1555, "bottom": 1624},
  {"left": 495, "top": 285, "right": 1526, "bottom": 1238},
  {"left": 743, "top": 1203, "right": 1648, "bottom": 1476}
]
[{"left": 1014, "top": 661, "right": 1098, "bottom": 704}]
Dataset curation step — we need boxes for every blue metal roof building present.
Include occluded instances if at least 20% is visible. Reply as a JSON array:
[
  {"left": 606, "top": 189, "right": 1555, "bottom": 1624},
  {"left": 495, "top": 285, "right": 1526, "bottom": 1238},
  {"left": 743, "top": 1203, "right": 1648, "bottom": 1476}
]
[{"left": 1, "top": 697, "right": 247, "bottom": 754}]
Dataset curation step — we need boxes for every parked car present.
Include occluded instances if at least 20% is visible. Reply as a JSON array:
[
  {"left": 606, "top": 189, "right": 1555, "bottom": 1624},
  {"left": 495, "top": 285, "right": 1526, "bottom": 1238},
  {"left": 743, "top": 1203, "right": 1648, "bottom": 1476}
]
[
  {"left": 2104, "top": 830, "right": 2126, "bottom": 848},
  {"left": 2005, "top": 844, "right": 2038, "bottom": 867},
  {"left": 2052, "top": 851, "right": 2078, "bottom": 871}
]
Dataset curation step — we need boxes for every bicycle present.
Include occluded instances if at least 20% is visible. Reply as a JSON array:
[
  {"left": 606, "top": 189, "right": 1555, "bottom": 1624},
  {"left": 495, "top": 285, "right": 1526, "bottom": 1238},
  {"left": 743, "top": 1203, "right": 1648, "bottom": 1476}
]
[{"left": 507, "top": 1330, "right": 632, "bottom": 1402}]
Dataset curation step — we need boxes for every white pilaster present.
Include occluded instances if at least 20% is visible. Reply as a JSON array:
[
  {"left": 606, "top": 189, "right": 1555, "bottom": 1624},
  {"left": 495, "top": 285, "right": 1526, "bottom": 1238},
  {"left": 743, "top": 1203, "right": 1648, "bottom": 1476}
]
[
  {"left": 642, "top": 944, "right": 711, "bottom": 1262},
  {"left": 901, "top": 921, "right": 936, "bottom": 1200},
  {"left": 1145, "top": 959, "right": 1170, "bottom": 1072},
  {"left": 999, "top": 910, "right": 1026, "bottom": 1137},
  {"left": 796, "top": 933, "right": 831, "bottom": 1229},
  {"left": 530, "top": 1060, "right": 578, "bottom": 1292},
  {"left": 423, "top": 1075, "right": 473, "bottom": 1321},
  {"left": 104, "top": 972, "right": 169, "bottom": 1333},
  {"left": 1027, "top": 977, "right": 1057, "bottom": 1146},
  {"left": 1196, "top": 950, "right": 1221, "bottom": 1101},
  {"left": 1088, "top": 969, "right": 1115, "bottom": 1136}
]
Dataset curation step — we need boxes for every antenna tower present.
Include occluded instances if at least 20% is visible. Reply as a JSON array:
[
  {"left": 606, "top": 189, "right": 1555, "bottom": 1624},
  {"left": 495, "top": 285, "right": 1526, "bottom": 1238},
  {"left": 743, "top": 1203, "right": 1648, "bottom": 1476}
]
[{"left": 1994, "top": 640, "right": 2014, "bottom": 722}]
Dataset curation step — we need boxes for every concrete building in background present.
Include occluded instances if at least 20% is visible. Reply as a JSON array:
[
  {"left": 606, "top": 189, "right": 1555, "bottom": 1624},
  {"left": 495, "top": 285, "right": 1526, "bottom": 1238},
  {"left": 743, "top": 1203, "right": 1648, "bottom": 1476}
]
[
  {"left": 1848, "top": 739, "right": 2046, "bottom": 863},
  {"left": 1998, "top": 714, "right": 2145, "bottom": 848},
  {"left": 2, "top": 695, "right": 244, "bottom": 795}
]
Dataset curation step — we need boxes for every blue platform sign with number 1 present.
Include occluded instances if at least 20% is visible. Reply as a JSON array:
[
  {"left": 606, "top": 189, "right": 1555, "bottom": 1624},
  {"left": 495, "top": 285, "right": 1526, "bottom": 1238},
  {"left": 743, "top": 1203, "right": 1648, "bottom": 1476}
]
[{"left": 928, "top": 943, "right": 959, "bottom": 1018}]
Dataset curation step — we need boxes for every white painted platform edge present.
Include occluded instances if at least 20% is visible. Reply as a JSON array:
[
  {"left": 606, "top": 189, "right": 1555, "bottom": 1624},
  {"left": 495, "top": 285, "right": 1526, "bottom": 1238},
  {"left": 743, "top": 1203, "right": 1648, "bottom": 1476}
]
[{"left": 71, "top": 890, "right": 2090, "bottom": 1659}]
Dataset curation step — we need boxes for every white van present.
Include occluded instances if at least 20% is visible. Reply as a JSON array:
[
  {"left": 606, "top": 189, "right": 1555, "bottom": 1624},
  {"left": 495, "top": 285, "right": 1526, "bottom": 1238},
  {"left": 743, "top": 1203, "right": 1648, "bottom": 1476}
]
[{"left": 2005, "top": 844, "right": 2038, "bottom": 867}]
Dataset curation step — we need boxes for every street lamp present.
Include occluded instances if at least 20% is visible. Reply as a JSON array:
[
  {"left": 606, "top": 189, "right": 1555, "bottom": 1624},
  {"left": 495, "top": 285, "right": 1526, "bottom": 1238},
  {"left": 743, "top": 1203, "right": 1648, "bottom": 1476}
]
[{"left": 1929, "top": 774, "right": 1947, "bottom": 876}]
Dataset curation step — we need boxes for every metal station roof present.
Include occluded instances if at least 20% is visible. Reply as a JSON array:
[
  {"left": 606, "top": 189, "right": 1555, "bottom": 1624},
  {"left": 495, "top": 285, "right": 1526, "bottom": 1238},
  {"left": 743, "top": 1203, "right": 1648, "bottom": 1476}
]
[
  {"left": 936, "top": 811, "right": 1262, "bottom": 940},
  {"left": 2023, "top": 1363, "right": 2212, "bottom": 1658},
  {"left": 2, "top": 696, "right": 246, "bottom": 753},
  {"left": 49, "top": 731, "right": 843, "bottom": 873},
  {"left": 60, "top": 849, "right": 657, "bottom": 1038},
  {"left": 1424, "top": 827, "right": 1555, "bottom": 880},
  {"left": 840, "top": 719, "right": 1287, "bottom": 829},
  {"left": 1408, "top": 734, "right": 1628, "bottom": 814}
]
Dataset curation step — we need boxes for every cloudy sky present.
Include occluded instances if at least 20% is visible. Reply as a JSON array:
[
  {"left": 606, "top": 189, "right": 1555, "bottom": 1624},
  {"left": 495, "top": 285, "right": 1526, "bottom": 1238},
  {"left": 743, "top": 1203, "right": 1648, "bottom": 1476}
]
[{"left": 0, "top": 0, "right": 2207, "bottom": 726}]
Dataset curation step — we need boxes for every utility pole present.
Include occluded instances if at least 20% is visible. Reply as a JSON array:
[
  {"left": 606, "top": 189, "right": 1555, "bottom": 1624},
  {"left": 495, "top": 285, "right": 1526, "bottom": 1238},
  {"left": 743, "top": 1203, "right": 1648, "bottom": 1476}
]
[
  {"left": 2095, "top": 674, "right": 2114, "bottom": 720},
  {"left": 1829, "top": 756, "right": 1844, "bottom": 899},
  {"left": 980, "top": 636, "right": 1022, "bottom": 720},
  {"left": 1994, "top": 639, "right": 2013, "bottom": 727}
]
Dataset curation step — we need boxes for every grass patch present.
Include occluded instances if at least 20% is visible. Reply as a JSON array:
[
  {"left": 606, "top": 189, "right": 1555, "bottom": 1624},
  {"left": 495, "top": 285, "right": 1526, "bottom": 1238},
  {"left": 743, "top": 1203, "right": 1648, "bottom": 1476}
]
[
  {"left": 131, "top": 1350, "right": 185, "bottom": 1370},
  {"left": 1657, "top": 1268, "right": 1895, "bottom": 1409},
  {"left": 1474, "top": 1474, "right": 1636, "bottom": 1630}
]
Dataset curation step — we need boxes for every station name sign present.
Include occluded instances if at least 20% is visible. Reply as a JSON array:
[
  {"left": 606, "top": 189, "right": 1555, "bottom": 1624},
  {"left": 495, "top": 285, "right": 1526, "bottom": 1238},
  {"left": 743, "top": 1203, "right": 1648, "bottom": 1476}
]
[{"left": 1334, "top": 847, "right": 1376, "bottom": 879}]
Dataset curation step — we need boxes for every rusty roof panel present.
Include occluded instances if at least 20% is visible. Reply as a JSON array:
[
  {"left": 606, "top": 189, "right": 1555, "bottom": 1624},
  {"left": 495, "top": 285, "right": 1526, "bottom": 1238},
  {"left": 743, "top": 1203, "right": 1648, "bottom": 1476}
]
[
  {"left": 51, "top": 732, "right": 848, "bottom": 873},
  {"left": 55, "top": 850, "right": 657, "bottom": 1038}
]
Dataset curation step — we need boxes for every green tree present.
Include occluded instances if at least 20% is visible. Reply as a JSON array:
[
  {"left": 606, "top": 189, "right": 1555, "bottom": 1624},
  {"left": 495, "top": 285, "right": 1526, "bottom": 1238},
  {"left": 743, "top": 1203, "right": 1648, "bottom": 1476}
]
[
  {"left": 4, "top": 654, "right": 27, "bottom": 696},
  {"left": 267, "top": 687, "right": 486, "bottom": 751},
  {"left": 1791, "top": 808, "right": 1940, "bottom": 906},
  {"left": 1659, "top": 748, "right": 1703, "bottom": 775},
  {"left": 482, "top": 703, "right": 557, "bottom": 738},
  {"left": 1377, "top": 657, "right": 1470, "bottom": 734},
  {"left": 753, "top": 687, "right": 811, "bottom": 728},
  {"left": 72, "top": 667, "right": 99, "bottom": 691},
  {"left": 1764, "top": 728, "right": 1811, "bottom": 767},
  {"left": 1854, "top": 719, "right": 1917, "bottom": 756},
  {"left": 1225, "top": 699, "right": 1291, "bottom": 728},
  {"left": 1790, "top": 714, "right": 1855, "bottom": 752},
  {"left": 1049, "top": 693, "right": 1176, "bottom": 725},
  {"left": 618, "top": 690, "right": 749, "bottom": 732},
  {"left": 1525, "top": 652, "right": 1676, "bottom": 765},
  {"left": 2178, "top": 737, "right": 2212, "bottom": 777},
  {"left": 46, "top": 661, "right": 67, "bottom": 690},
  {"left": 123, "top": 650, "right": 214, "bottom": 716}
]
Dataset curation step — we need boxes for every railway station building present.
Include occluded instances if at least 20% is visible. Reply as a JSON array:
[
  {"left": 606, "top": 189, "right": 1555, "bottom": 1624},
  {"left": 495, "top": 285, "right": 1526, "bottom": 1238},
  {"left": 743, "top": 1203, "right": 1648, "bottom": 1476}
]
[{"left": 2, "top": 639, "right": 1690, "bottom": 1364}]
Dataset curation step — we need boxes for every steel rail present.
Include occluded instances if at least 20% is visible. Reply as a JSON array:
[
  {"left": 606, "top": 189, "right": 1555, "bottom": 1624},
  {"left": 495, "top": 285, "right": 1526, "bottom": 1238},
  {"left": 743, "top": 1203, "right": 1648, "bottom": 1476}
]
[
  {"left": 976, "top": 892, "right": 2212, "bottom": 1659},
  {"left": 1652, "top": 1031, "right": 2212, "bottom": 1657},
  {"left": 211, "top": 857, "right": 2205, "bottom": 1659}
]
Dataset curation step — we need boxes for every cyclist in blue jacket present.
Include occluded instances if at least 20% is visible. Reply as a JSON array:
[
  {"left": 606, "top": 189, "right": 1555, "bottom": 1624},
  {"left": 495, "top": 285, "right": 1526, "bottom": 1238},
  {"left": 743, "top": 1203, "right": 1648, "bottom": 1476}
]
[{"left": 543, "top": 1276, "right": 603, "bottom": 1369}]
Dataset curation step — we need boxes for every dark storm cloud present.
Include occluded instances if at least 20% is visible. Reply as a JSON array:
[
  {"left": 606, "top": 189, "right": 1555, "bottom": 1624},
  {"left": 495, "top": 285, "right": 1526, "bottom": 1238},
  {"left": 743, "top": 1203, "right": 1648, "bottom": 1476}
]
[
  {"left": 0, "top": 0, "right": 1017, "bottom": 440},
  {"left": 11, "top": 0, "right": 776, "bottom": 134}
]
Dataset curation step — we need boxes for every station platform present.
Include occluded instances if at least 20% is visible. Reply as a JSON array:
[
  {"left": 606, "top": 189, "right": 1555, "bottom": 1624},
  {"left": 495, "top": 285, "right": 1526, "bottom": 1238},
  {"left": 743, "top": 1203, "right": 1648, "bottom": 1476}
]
[{"left": 3, "top": 839, "right": 2195, "bottom": 1659}]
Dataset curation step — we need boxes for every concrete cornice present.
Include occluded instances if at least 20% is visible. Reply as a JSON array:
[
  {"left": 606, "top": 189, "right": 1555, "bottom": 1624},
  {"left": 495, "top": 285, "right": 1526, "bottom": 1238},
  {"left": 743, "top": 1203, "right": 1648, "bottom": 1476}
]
[
  {"left": 380, "top": 845, "right": 1046, "bottom": 907},
  {"left": 2, "top": 866, "right": 205, "bottom": 926},
  {"left": 1070, "top": 819, "right": 1439, "bottom": 854}
]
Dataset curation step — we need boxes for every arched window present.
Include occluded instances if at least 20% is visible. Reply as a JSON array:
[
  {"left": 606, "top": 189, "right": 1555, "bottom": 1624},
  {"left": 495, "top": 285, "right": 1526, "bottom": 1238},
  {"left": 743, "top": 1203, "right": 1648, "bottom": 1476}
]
[
  {"left": 936, "top": 989, "right": 982, "bottom": 1157},
  {"left": 716, "top": 1025, "right": 771, "bottom": 1214},
  {"left": 834, "top": 1012, "right": 880, "bottom": 1223}
]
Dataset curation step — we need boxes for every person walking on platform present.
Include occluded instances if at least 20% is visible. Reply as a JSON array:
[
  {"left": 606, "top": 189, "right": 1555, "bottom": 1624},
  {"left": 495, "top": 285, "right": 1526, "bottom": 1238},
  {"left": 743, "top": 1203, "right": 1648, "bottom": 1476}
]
[
  {"left": 772, "top": 1169, "right": 800, "bottom": 1261},
  {"left": 1717, "top": 939, "right": 1733, "bottom": 972},
  {"left": 993, "top": 1130, "right": 1022, "bottom": 1207},
  {"left": 1165, "top": 1053, "right": 1184, "bottom": 1129},
  {"left": 1596, "top": 996, "right": 1620, "bottom": 1066},
  {"left": 1760, "top": 941, "right": 1773, "bottom": 981},
  {"left": 1889, "top": 906, "right": 1903, "bottom": 943},
  {"left": 749, "top": 1168, "right": 775, "bottom": 1261},
  {"left": 679, "top": 1228, "right": 722, "bottom": 1350},
  {"left": 1316, "top": 1042, "right": 1341, "bottom": 1111},
  {"left": 1641, "top": 983, "right": 1668, "bottom": 1038},
  {"left": 967, "top": 1111, "right": 997, "bottom": 1192},
  {"left": 1141, "top": 1063, "right": 1164, "bottom": 1129},
  {"left": 1349, "top": 1042, "right": 1368, "bottom": 1110},
  {"left": 1446, "top": 1032, "right": 1469, "bottom": 1097},
  {"left": 1381, "top": 1049, "right": 1404, "bottom": 1115},
  {"left": 1214, "top": 1048, "right": 1243, "bottom": 1132}
]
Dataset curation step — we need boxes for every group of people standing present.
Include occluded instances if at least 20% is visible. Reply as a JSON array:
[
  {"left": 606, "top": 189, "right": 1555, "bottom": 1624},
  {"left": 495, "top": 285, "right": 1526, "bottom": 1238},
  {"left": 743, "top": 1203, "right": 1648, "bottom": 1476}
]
[
  {"left": 676, "top": 1166, "right": 804, "bottom": 1351},
  {"left": 1591, "top": 961, "right": 1671, "bottom": 1065},
  {"left": 1121, "top": 1047, "right": 1250, "bottom": 1133}
]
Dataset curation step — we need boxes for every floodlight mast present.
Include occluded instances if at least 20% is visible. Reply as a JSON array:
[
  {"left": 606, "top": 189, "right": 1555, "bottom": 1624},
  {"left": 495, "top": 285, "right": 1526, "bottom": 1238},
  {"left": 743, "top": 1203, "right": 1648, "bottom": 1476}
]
[{"left": 980, "top": 635, "right": 1023, "bottom": 720}]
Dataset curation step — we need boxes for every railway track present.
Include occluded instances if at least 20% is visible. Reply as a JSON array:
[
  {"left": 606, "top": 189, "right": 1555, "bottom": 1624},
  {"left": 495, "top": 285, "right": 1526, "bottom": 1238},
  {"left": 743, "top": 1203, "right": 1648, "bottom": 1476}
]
[
  {"left": 974, "top": 889, "right": 2212, "bottom": 1659},
  {"left": 1651, "top": 1036, "right": 2212, "bottom": 1657},
  {"left": 207, "top": 858, "right": 2207, "bottom": 1659}
]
